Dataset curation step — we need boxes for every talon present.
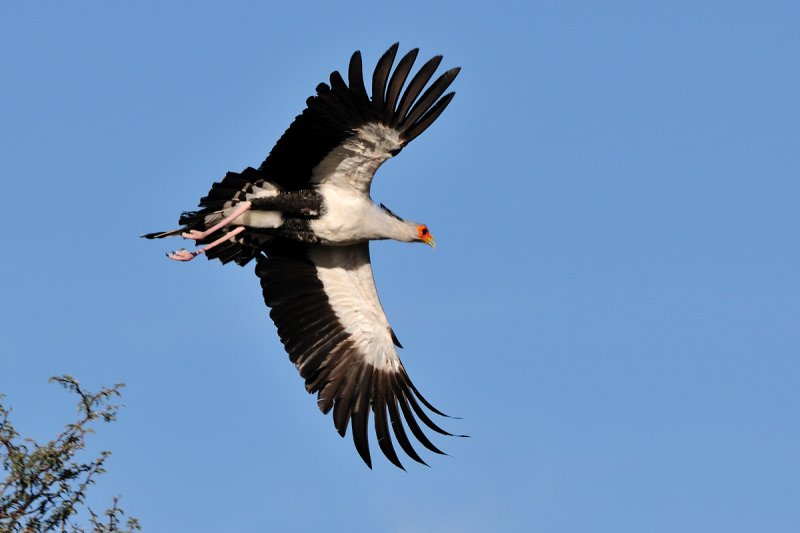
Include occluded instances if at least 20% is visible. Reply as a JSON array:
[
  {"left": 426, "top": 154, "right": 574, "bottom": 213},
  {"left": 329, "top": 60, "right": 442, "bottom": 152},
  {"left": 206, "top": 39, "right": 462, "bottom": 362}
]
[{"left": 167, "top": 248, "right": 200, "bottom": 262}]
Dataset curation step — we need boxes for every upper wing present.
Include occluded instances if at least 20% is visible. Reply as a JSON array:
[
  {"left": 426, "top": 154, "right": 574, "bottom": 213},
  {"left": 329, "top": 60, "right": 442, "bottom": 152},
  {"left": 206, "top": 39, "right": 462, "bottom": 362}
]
[
  {"left": 259, "top": 43, "right": 460, "bottom": 193},
  {"left": 255, "top": 240, "right": 458, "bottom": 469}
]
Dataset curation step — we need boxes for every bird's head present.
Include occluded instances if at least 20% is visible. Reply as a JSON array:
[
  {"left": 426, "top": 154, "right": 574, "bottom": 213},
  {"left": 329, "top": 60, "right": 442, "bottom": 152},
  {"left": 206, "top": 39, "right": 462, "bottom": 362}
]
[
  {"left": 381, "top": 203, "right": 436, "bottom": 248},
  {"left": 415, "top": 224, "right": 436, "bottom": 249}
]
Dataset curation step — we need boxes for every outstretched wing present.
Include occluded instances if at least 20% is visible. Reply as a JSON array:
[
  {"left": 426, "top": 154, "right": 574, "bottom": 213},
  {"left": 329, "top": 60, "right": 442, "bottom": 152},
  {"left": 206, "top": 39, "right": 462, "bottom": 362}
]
[
  {"left": 255, "top": 240, "right": 458, "bottom": 469},
  {"left": 259, "top": 43, "right": 460, "bottom": 193}
]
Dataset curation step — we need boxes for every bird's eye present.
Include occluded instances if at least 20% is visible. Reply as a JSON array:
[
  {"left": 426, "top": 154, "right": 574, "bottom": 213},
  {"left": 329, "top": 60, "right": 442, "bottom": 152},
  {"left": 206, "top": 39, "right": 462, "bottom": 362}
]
[{"left": 422, "top": 227, "right": 429, "bottom": 235}]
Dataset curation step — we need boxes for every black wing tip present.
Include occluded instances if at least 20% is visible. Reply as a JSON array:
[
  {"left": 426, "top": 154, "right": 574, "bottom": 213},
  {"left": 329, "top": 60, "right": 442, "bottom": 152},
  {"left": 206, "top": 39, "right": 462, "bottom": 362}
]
[
  {"left": 337, "top": 44, "right": 458, "bottom": 142},
  {"left": 402, "top": 371, "right": 458, "bottom": 419},
  {"left": 444, "top": 67, "right": 462, "bottom": 84},
  {"left": 385, "top": 454, "right": 407, "bottom": 471},
  {"left": 355, "top": 435, "right": 372, "bottom": 468},
  {"left": 437, "top": 411, "right": 463, "bottom": 420},
  {"left": 354, "top": 436, "right": 372, "bottom": 468},
  {"left": 322, "top": 365, "right": 463, "bottom": 469},
  {"left": 390, "top": 328, "right": 403, "bottom": 348}
]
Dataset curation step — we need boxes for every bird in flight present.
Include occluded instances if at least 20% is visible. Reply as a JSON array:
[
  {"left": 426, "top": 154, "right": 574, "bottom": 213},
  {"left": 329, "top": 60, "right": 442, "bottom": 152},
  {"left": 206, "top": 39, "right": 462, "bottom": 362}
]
[{"left": 144, "top": 44, "right": 462, "bottom": 469}]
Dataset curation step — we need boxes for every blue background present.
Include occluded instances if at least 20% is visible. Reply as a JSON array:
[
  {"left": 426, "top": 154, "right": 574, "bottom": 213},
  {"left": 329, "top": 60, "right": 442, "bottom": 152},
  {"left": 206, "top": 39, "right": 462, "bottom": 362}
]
[{"left": 1, "top": 1, "right": 798, "bottom": 531}]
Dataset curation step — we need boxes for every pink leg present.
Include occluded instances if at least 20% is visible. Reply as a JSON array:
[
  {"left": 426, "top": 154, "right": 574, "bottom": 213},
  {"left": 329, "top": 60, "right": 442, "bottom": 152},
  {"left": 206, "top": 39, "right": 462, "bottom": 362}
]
[
  {"left": 181, "top": 201, "right": 252, "bottom": 241},
  {"left": 168, "top": 226, "right": 246, "bottom": 262}
]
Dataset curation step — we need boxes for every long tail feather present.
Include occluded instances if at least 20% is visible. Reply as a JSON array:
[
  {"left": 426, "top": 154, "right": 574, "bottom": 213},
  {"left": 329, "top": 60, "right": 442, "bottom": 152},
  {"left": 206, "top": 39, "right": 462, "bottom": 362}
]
[{"left": 141, "top": 228, "right": 183, "bottom": 239}]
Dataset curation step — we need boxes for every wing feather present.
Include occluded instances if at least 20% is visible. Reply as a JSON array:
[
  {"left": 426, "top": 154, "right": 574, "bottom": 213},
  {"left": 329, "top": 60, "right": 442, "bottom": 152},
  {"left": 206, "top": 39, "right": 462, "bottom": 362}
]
[
  {"left": 401, "top": 67, "right": 461, "bottom": 130},
  {"left": 373, "top": 373, "right": 405, "bottom": 470},
  {"left": 394, "top": 382, "right": 446, "bottom": 456},
  {"left": 371, "top": 43, "right": 398, "bottom": 112},
  {"left": 399, "top": 368, "right": 455, "bottom": 419},
  {"left": 393, "top": 55, "right": 443, "bottom": 126},
  {"left": 386, "top": 392, "right": 427, "bottom": 466},
  {"left": 404, "top": 386, "right": 458, "bottom": 437},
  {"left": 384, "top": 48, "right": 419, "bottom": 119},
  {"left": 257, "top": 45, "right": 459, "bottom": 192},
  {"left": 350, "top": 364, "right": 374, "bottom": 468},
  {"left": 332, "top": 363, "right": 359, "bottom": 436},
  {"left": 347, "top": 51, "right": 370, "bottom": 108},
  {"left": 402, "top": 92, "right": 457, "bottom": 144}
]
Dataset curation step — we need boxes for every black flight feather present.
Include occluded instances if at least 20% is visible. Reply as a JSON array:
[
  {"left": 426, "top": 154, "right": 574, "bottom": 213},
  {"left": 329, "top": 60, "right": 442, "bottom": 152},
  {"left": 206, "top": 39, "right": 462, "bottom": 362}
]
[
  {"left": 404, "top": 390, "right": 457, "bottom": 437},
  {"left": 401, "top": 370, "right": 458, "bottom": 420},
  {"left": 402, "top": 92, "right": 456, "bottom": 144},
  {"left": 401, "top": 67, "right": 461, "bottom": 130},
  {"left": 384, "top": 48, "right": 419, "bottom": 119},
  {"left": 394, "top": 387, "right": 446, "bottom": 456},
  {"left": 347, "top": 51, "right": 370, "bottom": 107},
  {"left": 373, "top": 374, "right": 405, "bottom": 470},
  {"left": 371, "top": 43, "right": 398, "bottom": 112},
  {"left": 332, "top": 364, "right": 360, "bottom": 437},
  {"left": 350, "top": 366, "right": 374, "bottom": 468},
  {"left": 386, "top": 393, "right": 427, "bottom": 466},
  {"left": 393, "top": 55, "right": 443, "bottom": 126}
]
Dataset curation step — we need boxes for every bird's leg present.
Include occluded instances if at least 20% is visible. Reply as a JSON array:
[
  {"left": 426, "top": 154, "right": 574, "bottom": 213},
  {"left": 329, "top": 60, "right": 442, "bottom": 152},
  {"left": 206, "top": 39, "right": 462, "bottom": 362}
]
[
  {"left": 168, "top": 226, "right": 246, "bottom": 262},
  {"left": 181, "top": 201, "right": 252, "bottom": 241}
]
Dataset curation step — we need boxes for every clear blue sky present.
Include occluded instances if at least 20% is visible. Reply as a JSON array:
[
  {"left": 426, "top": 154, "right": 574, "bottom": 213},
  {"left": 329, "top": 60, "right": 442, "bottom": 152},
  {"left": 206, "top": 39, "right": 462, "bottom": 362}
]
[{"left": 2, "top": 1, "right": 798, "bottom": 531}]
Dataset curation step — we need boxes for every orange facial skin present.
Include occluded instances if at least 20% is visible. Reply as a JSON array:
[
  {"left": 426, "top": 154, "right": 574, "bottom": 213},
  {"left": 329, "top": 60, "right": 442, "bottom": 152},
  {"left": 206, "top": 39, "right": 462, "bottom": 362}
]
[{"left": 417, "top": 225, "right": 436, "bottom": 248}]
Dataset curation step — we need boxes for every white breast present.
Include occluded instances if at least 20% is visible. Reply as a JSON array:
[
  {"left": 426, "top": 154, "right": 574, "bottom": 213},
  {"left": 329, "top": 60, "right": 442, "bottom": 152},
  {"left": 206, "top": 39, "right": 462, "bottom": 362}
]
[{"left": 310, "top": 184, "right": 383, "bottom": 244}]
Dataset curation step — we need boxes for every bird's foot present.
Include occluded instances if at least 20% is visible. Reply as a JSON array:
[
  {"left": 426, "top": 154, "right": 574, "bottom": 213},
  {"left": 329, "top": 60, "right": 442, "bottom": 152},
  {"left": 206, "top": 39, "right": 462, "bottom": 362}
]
[
  {"left": 181, "top": 229, "right": 206, "bottom": 240},
  {"left": 167, "top": 248, "right": 201, "bottom": 261}
]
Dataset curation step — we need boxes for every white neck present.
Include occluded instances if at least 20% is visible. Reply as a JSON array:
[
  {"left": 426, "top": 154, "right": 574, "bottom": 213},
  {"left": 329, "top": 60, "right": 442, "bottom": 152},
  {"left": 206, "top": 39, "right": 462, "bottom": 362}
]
[{"left": 364, "top": 203, "right": 418, "bottom": 242}]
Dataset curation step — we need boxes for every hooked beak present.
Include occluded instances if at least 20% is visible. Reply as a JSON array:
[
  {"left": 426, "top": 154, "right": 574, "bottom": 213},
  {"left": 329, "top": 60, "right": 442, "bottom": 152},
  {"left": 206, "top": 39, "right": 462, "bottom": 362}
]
[{"left": 423, "top": 234, "right": 436, "bottom": 249}]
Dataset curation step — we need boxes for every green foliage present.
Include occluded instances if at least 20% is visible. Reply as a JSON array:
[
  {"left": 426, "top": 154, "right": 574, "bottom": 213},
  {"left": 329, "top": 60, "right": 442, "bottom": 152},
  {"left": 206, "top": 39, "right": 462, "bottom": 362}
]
[{"left": 0, "top": 376, "right": 140, "bottom": 532}]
